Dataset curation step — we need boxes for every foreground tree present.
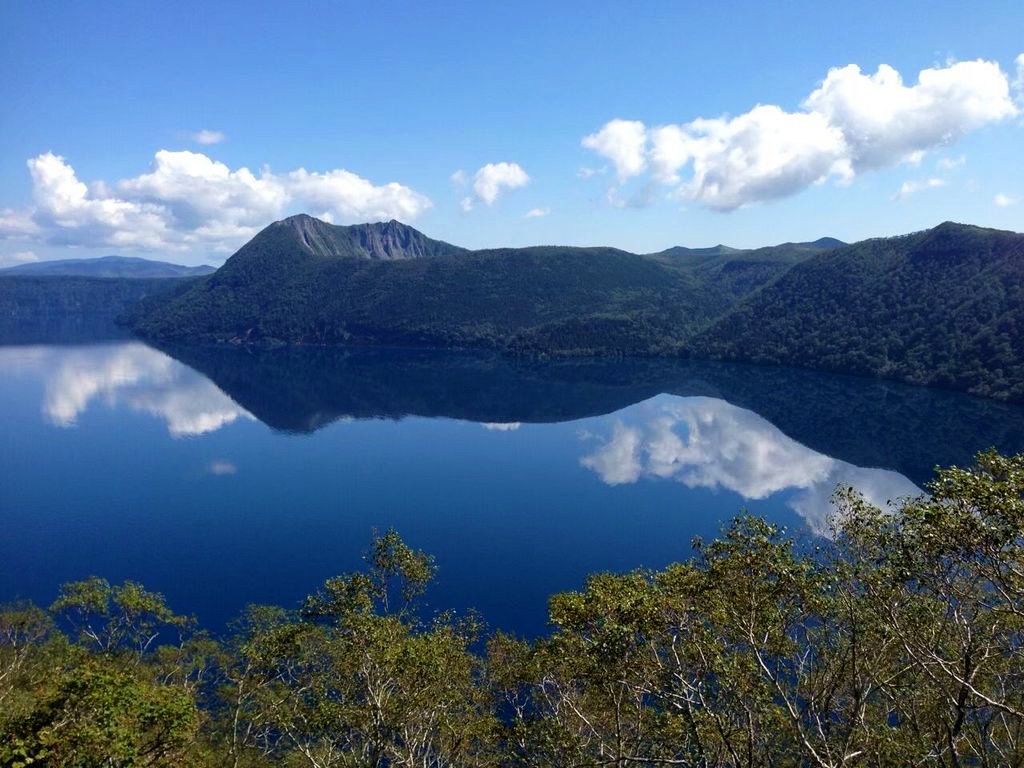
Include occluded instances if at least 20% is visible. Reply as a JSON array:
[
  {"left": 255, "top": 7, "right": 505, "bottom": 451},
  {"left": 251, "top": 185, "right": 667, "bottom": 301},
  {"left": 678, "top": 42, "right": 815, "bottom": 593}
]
[
  {"left": 489, "top": 451, "right": 1024, "bottom": 766},
  {"left": 1, "top": 453, "right": 1023, "bottom": 766},
  {"left": 211, "top": 529, "right": 497, "bottom": 767}
]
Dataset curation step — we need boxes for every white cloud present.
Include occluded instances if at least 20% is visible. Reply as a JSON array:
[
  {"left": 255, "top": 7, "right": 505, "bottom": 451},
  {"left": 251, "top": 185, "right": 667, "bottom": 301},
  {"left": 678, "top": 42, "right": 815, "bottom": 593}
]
[
  {"left": 895, "top": 177, "right": 946, "bottom": 200},
  {"left": 482, "top": 422, "right": 521, "bottom": 431},
  {"left": 994, "top": 193, "right": 1018, "bottom": 207},
  {"left": 0, "top": 250, "right": 39, "bottom": 268},
  {"left": 938, "top": 154, "right": 966, "bottom": 170},
  {"left": 470, "top": 162, "right": 529, "bottom": 206},
  {"left": 0, "top": 150, "right": 433, "bottom": 255},
  {"left": 0, "top": 208, "right": 41, "bottom": 237},
  {"left": 584, "top": 56, "right": 1019, "bottom": 211},
  {"left": 582, "top": 119, "right": 648, "bottom": 182},
  {"left": 208, "top": 460, "right": 238, "bottom": 475},
  {"left": 1015, "top": 54, "right": 1024, "bottom": 99},
  {"left": 460, "top": 196, "right": 474, "bottom": 213},
  {"left": 192, "top": 129, "right": 226, "bottom": 145},
  {"left": 579, "top": 397, "right": 920, "bottom": 536},
  {"left": 285, "top": 167, "right": 431, "bottom": 223},
  {"left": 524, "top": 207, "right": 549, "bottom": 218},
  {"left": 450, "top": 169, "right": 468, "bottom": 186}
]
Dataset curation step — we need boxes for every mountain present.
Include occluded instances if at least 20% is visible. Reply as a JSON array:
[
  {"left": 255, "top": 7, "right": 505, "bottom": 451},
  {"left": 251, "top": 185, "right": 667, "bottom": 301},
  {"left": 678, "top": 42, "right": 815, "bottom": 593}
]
[
  {"left": 274, "top": 214, "right": 467, "bottom": 260},
  {"left": 0, "top": 275, "right": 202, "bottom": 344},
  {"left": 692, "top": 222, "right": 1024, "bottom": 401},
  {"left": 1, "top": 255, "right": 216, "bottom": 278},
  {"left": 134, "top": 215, "right": 838, "bottom": 354},
  {"left": 647, "top": 237, "right": 845, "bottom": 306},
  {"left": 11, "top": 215, "right": 1024, "bottom": 402}
]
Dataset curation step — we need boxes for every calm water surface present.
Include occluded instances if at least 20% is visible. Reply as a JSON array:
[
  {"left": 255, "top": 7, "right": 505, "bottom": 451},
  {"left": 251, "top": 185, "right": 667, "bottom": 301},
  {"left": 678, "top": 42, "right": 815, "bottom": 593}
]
[{"left": 2, "top": 339, "right": 1023, "bottom": 637}]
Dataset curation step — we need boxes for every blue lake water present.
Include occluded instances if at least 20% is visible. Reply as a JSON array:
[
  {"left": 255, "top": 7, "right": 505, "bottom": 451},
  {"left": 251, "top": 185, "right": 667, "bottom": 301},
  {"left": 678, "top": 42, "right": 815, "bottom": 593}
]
[{"left": 2, "top": 339, "right": 1024, "bottom": 638}]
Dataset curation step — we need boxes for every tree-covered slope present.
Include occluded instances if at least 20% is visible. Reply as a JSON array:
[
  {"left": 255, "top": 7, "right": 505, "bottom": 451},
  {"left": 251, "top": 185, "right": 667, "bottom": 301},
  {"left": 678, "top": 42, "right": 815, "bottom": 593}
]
[
  {"left": 134, "top": 215, "right": 837, "bottom": 355},
  {"left": 693, "top": 222, "right": 1024, "bottom": 400},
  {"left": 1, "top": 255, "right": 216, "bottom": 278},
  {"left": 137, "top": 244, "right": 703, "bottom": 353},
  {"left": 0, "top": 275, "right": 200, "bottom": 320},
  {"left": 0, "top": 274, "right": 203, "bottom": 344}
]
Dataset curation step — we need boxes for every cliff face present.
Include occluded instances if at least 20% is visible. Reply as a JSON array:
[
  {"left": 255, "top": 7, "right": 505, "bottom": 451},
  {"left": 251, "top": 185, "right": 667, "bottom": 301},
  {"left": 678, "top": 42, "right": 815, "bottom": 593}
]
[{"left": 276, "top": 214, "right": 465, "bottom": 261}]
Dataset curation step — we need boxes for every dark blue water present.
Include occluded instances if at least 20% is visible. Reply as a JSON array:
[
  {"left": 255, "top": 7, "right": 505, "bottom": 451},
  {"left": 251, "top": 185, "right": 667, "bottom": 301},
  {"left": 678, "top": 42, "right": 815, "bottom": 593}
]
[{"left": 2, "top": 340, "right": 1023, "bottom": 638}]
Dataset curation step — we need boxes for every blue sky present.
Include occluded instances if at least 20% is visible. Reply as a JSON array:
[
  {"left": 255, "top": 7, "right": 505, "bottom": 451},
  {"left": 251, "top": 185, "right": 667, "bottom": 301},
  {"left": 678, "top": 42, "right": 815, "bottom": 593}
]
[{"left": 1, "top": 0, "right": 1022, "bottom": 265}]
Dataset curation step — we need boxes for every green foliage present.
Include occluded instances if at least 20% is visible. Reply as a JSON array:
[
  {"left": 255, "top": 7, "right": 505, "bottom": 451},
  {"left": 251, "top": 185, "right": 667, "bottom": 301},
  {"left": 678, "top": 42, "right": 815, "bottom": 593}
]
[
  {"left": 3, "top": 454, "right": 1024, "bottom": 765},
  {"left": 135, "top": 217, "right": 1024, "bottom": 403},
  {"left": 0, "top": 658, "right": 200, "bottom": 768},
  {"left": 0, "top": 275, "right": 197, "bottom": 321},
  {"left": 133, "top": 214, "right": 831, "bottom": 361},
  {"left": 694, "top": 222, "right": 1024, "bottom": 401},
  {"left": 50, "top": 577, "right": 193, "bottom": 656}
]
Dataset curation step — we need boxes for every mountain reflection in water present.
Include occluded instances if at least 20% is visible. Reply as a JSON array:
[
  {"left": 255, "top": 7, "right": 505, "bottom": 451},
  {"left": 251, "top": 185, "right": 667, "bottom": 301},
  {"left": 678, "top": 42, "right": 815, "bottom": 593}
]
[
  {"left": 125, "top": 342, "right": 1024, "bottom": 485},
  {"left": 4, "top": 340, "right": 1024, "bottom": 634}
]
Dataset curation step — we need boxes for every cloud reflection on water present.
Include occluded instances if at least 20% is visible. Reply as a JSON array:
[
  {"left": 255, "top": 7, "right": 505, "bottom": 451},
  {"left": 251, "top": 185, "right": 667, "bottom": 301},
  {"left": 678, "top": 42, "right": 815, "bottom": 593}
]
[
  {"left": 580, "top": 396, "right": 921, "bottom": 535},
  {"left": 0, "top": 343, "right": 253, "bottom": 437}
]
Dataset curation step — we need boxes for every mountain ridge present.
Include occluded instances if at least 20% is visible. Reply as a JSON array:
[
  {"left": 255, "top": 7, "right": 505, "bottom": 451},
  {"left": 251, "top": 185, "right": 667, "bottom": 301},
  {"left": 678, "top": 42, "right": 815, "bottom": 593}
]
[
  {"left": 17, "top": 214, "right": 1022, "bottom": 403},
  {"left": 265, "top": 214, "right": 467, "bottom": 261},
  {"left": 1, "top": 255, "right": 216, "bottom": 278},
  {"left": 692, "top": 220, "right": 1024, "bottom": 400},
  {"left": 133, "top": 214, "right": 845, "bottom": 355}
]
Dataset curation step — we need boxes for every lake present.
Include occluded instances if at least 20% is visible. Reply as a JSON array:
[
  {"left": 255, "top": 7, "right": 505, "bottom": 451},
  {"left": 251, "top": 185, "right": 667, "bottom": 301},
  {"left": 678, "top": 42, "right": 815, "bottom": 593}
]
[{"left": 2, "top": 337, "right": 1023, "bottom": 638}]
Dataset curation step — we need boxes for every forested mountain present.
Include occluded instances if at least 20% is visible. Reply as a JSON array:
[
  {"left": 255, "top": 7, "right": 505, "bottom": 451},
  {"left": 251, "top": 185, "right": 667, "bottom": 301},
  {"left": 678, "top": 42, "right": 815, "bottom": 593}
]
[
  {"left": 11, "top": 215, "right": 1023, "bottom": 402},
  {"left": 0, "top": 275, "right": 201, "bottom": 344},
  {"left": 134, "top": 214, "right": 837, "bottom": 354},
  {"left": 693, "top": 222, "right": 1024, "bottom": 401},
  {"left": 1, "top": 254, "right": 215, "bottom": 278}
]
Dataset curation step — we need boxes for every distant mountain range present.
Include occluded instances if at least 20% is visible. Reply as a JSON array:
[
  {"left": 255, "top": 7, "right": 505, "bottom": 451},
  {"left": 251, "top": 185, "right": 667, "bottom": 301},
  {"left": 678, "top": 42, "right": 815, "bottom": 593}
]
[
  {"left": 4, "top": 214, "right": 1023, "bottom": 402},
  {"left": 1, "top": 255, "right": 216, "bottom": 278}
]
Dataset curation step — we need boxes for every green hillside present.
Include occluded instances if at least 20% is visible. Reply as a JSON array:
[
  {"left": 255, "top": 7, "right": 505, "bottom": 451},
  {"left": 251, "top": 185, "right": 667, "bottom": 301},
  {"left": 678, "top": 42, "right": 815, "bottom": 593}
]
[
  {"left": 693, "top": 222, "right": 1024, "bottom": 400},
  {"left": 134, "top": 215, "right": 835, "bottom": 355}
]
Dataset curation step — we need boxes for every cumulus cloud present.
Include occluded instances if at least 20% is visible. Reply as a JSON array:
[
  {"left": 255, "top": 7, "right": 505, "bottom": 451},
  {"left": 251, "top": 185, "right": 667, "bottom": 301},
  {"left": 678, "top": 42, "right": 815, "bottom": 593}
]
[
  {"left": 583, "top": 56, "right": 1019, "bottom": 211},
  {"left": 582, "top": 119, "right": 648, "bottom": 182},
  {"left": 0, "top": 208, "right": 41, "bottom": 237},
  {"left": 895, "top": 177, "right": 946, "bottom": 200},
  {"left": 285, "top": 167, "right": 431, "bottom": 223},
  {"left": 0, "top": 150, "right": 432, "bottom": 255},
  {"left": 579, "top": 397, "right": 920, "bottom": 535},
  {"left": 474, "top": 162, "right": 530, "bottom": 206},
  {"left": 0, "top": 250, "right": 39, "bottom": 268},
  {"left": 524, "top": 207, "right": 549, "bottom": 218},
  {"left": 192, "top": 129, "right": 226, "bottom": 145},
  {"left": 994, "top": 193, "right": 1018, "bottom": 207}
]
